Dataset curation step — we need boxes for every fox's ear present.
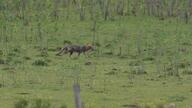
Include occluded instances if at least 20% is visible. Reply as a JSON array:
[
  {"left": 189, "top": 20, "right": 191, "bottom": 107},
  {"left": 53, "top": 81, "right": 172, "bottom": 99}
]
[{"left": 86, "top": 43, "right": 92, "bottom": 46}]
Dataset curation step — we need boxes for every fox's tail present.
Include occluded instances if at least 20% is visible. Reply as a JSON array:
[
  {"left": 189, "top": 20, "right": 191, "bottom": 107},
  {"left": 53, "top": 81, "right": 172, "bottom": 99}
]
[{"left": 56, "top": 47, "right": 68, "bottom": 56}]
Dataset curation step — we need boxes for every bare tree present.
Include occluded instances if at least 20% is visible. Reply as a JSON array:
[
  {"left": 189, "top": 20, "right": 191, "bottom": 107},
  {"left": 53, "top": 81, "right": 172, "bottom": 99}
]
[
  {"left": 184, "top": 10, "right": 189, "bottom": 24},
  {"left": 131, "top": 0, "right": 139, "bottom": 16},
  {"left": 53, "top": 0, "right": 60, "bottom": 20},
  {"left": 188, "top": 0, "right": 192, "bottom": 15},
  {"left": 77, "top": 0, "right": 85, "bottom": 21},
  {"left": 144, "top": 0, "right": 151, "bottom": 16},
  {"left": 63, "top": 0, "right": 70, "bottom": 20},
  {"left": 156, "top": 0, "right": 165, "bottom": 19},
  {"left": 116, "top": 0, "right": 125, "bottom": 16},
  {"left": 104, "top": 0, "right": 111, "bottom": 20},
  {"left": 167, "top": 0, "right": 176, "bottom": 17},
  {"left": 20, "top": 0, "right": 29, "bottom": 42}
]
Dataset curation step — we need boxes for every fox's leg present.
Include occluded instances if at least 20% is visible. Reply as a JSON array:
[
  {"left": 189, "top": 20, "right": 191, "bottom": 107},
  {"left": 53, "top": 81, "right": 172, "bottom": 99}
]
[
  {"left": 84, "top": 51, "right": 90, "bottom": 57},
  {"left": 69, "top": 51, "right": 73, "bottom": 57},
  {"left": 83, "top": 52, "right": 87, "bottom": 57},
  {"left": 78, "top": 52, "right": 81, "bottom": 56}
]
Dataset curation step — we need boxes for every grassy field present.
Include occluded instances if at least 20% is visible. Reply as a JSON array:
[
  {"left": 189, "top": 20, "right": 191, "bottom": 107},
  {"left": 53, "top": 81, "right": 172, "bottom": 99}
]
[
  {"left": 0, "top": 16, "right": 192, "bottom": 108},
  {"left": 0, "top": 1, "right": 192, "bottom": 107}
]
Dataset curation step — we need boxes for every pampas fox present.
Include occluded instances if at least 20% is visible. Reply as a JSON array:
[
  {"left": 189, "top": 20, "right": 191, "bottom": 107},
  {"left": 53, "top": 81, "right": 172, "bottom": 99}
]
[{"left": 56, "top": 44, "right": 94, "bottom": 56}]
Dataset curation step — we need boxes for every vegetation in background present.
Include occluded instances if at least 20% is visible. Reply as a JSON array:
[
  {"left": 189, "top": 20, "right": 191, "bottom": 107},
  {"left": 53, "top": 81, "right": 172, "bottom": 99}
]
[{"left": 0, "top": 0, "right": 192, "bottom": 108}]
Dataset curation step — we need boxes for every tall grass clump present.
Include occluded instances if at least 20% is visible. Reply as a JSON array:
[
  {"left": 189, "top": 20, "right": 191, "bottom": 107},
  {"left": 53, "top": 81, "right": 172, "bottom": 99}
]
[
  {"left": 31, "top": 99, "right": 51, "bottom": 108},
  {"left": 14, "top": 99, "right": 28, "bottom": 108}
]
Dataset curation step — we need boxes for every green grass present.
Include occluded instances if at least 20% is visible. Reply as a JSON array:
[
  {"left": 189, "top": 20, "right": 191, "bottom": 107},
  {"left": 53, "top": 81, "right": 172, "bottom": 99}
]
[{"left": 0, "top": 15, "right": 192, "bottom": 108}]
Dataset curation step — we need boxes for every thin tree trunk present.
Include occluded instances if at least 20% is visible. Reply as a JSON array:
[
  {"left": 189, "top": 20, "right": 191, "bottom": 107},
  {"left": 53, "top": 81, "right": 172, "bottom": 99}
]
[
  {"left": 77, "top": 0, "right": 85, "bottom": 21},
  {"left": 73, "top": 83, "right": 83, "bottom": 108},
  {"left": 168, "top": 0, "right": 176, "bottom": 17}
]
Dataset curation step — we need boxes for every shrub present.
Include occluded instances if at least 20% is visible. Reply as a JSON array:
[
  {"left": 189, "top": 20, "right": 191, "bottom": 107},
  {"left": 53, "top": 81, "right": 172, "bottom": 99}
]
[
  {"left": 156, "top": 103, "right": 164, "bottom": 108},
  {"left": 0, "top": 50, "right": 3, "bottom": 56},
  {"left": 60, "top": 104, "right": 67, "bottom": 108},
  {"left": 144, "top": 104, "right": 151, "bottom": 108},
  {"left": 103, "top": 51, "right": 113, "bottom": 55},
  {"left": 95, "top": 42, "right": 101, "bottom": 47},
  {"left": 104, "top": 44, "right": 112, "bottom": 48},
  {"left": 23, "top": 56, "right": 31, "bottom": 60},
  {"left": 168, "top": 95, "right": 186, "bottom": 102},
  {"left": 14, "top": 99, "right": 28, "bottom": 108},
  {"left": 0, "top": 59, "right": 5, "bottom": 64},
  {"left": 0, "top": 83, "right": 3, "bottom": 88},
  {"left": 31, "top": 99, "right": 51, "bottom": 108},
  {"left": 7, "top": 52, "right": 17, "bottom": 57},
  {"left": 183, "top": 69, "right": 192, "bottom": 75},
  {"left": 13, "top": 48, "right": 20, "bottom": 53},
  {"left": 63, "top": 40, "right": 72, "bottom": 44},
  {"left": 178, "top": 61, "right": 190, "bottom": 68}
]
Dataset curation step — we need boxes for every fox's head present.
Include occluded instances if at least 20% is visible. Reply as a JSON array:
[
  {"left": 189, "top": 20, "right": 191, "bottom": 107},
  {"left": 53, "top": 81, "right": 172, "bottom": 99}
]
[{"left": 85, "top": 44, "right": 95, "bottom": 51}]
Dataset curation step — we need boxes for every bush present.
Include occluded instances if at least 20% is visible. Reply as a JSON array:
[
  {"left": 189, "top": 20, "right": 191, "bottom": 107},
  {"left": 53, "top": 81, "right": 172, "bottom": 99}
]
[
  {"left": 7, "top": 52, "right": 17, "bottom": 57},
  {"left": 103, "top": 51, "right": 113, "bottom": 55},
  {"left": 24, "top": 56, "right": 31, "bottom": 60},
  {"left": 0, "top": 59, "right": 5, "bottom": 64},
  {"left": 178, "top": 61, "right": 190, "bottom": 68},
  {"left": 63, "top": 40, "right": 72, "bottom": 45},
  {"left": 156, "top": 103, "right": 164, "bottom": 108},
  {"left": 60, "top": 104, "right": 67, "bottom": 108},
  {"left": 95, "top": 42, "right": 101, "bottom": 47},
  {"left": 13, "top": 48, "right": 20, "bottom": 53},
  {"left": 14, "top": 99, "right": 28, "bottom": 108},
  {"left": 31, "top": 99, "right": 51, "bottom": 108},
  {"left": 168, "top": 95, "right": 186, "bottom": 102},
  {"left": 144, "top": 104, "right": 151, "bottom": 108},
  {"left": 183, "top": 69, "right": 192, "bottom": 75},
  {"left": 0, "top": 50, "right": 3, "bottom": 56}
]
